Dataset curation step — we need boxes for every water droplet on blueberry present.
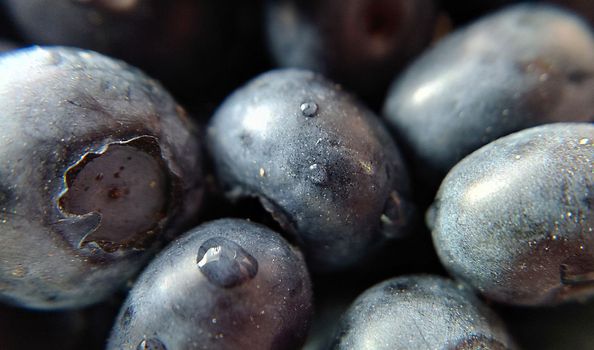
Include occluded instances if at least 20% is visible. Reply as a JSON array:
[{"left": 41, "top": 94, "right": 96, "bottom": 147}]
[
  {"left": 197, "top": 237, "right": 258, "bottom": 288},
  {"left": 308, "top": 163, "right": 328, "bottom": 185},
  {"left": 300, "top": 101, "right": 318, "bottom": 117}
]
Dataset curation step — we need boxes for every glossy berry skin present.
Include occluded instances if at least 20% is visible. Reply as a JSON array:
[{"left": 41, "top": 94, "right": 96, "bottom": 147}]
[
  {"left": 207, "top": 69, "right": 412, "bottom": 273},
  {"left": 430, "top": 123, "right": 594, "bottom": 306},
  {"left": 0, "top": 46, "right": 203, "bottom": 309},
  {"left": 383, "top": 4, "right": 594, "bottom": 186},
  {"left": 331, "top": 275, "right": 515, "bottom": 349},
  {"left": 265, "top": 0, "right": 437, "bottom": 104},
  {"left": 107, "top": 218, "right": 313, "bottom": 350}
]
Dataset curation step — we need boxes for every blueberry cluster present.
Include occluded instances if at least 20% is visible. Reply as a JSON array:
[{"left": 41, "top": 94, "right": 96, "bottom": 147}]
[{"left": 0, "top": 1, "right": 593, "bottom": 349}]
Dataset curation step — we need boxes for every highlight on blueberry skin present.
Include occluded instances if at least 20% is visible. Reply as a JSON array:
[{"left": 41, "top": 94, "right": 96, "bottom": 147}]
[
  {"left": 0, "top": 46, "right": 203, "bottom": 309},
  {"left": 107, "top": 218, "right": 313, "bottom": 350},
  {"left": 430, "top": 123, "right": 594, "bottom": 306},
  {"left": 383, "top": 4, "right": 594, "bottom": 185},
  {"left": 331, "top": 275, "right": 516, "bottom": 350},
  {"left": 207, "top": 69, "right": 413, "bottom": 273},
  {"left": 265, "top": 0, "right": 437, "bottom": 103}
]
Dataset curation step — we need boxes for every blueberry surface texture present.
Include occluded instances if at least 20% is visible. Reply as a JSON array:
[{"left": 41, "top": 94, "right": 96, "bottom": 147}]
[
  {"left": 383, "top": 4, "right": 594, "bottom": 187},
  {"left": 265, "top": 0, "right": 437, "bottom": 104},
  {"left": 430, "top": 123, "right": 594, "bottom": 306},
  {"left": 0, "top": 46, "right": 203, "bottom": 309},
  {"left": 207, "top": 69, "right": 412, "bottom": 273},
  {"left": 107, "top": 218, "right": 313, "bottom": 350},
  {"left": 331, "top": 275, "right": 516, "bottom": 349}
]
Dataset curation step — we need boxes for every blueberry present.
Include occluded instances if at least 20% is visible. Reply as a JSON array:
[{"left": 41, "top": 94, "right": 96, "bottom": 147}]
[
  {"left": 265, "top": 0, "right": 437, "bottom": 105},
  {"left": 0, "top": 46, "right": 203, "bottom": 309},
  {"left": 331, "top": 275, "right": 516, "bottom": 349},
  {"left": 383, "top": 4, "right": 594, "bottom": 188},
  {"left": 430, "top": 123, "right": 594, "bottom": 306},
  {"left": 107, "top": 218, "right": 313, "bottom": 350},
  {"left": 207, "top": 69, "right": 413, "bottom": 272}
]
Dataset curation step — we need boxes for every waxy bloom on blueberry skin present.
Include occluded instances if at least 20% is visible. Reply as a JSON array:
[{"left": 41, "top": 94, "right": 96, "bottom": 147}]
[
  {"left": 207, "top": 69, "right": 413, "bottom": 273},
  {"left": 430, "top": 123, "right": 594, "bottom": 306},
  {"left": 0, "top": 46, "right": 203, "bottom": 309},
  {"left": 108, "top": 219, "right": 313, "bottom": 350},
  {"left": 331, "top": 275, "right": 516, "bottom": 349}
]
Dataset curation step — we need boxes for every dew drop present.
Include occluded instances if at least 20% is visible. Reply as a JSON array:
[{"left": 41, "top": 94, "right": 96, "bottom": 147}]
[
  {"left": 308, "top": 164, "right": 328, "bottom": 185},
  {"left": 578, "top": 138, "right": 589, "bottom": 145},
  {"left": 137, "top": 338, "right": 166, "bottom": 350},
  {"left": 300, "top": 101, "right": 318, "bottom": 117},
  {"left": 197, "top": 237, "right": 258, "bottom": 288}
]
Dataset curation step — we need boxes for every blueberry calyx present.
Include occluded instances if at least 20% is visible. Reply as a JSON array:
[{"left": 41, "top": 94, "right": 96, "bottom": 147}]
[{"left": 58, "top": 135, "right": 171, "bottom": 253}]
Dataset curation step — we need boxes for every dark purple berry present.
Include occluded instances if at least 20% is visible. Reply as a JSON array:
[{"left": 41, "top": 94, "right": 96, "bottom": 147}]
[
  {"left": 108, "top": 219, "right": 313, "bottom": 350},
  {"left": 0, "top": 46, "right": 203, "bottom": 309},
  {"left": 207, "top": 69, "right": 413, "bottom": 272},
  {"left": 431, "top": 123, "right": 594, "bottom": 305}
]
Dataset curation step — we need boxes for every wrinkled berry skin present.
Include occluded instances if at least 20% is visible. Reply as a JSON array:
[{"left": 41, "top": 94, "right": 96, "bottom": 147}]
[
  {"left": 265, "top": 0, "right": 437, "bottom": 104},
  {"left": 0, "top": 46, "right": 203, "bottom": 309},
  {"left": 207, "top": 69, "right": 412, "bottom": 273},
  {"left": 107, "top": 218, "right": 313, "bottom": 350},
  {"left": 331, "top": 275, "right": 516, "bottom": 349},
  {"left": 383, "top": 4, "right": 594, "bottom": 186},
  {"left": 430, "top": 123, "right": 594, "bottom": 306}
]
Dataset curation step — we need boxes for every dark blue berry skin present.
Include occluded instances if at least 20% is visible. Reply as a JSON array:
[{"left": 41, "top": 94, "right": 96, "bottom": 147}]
[
  {"left": 0, "top": 46, "right": 203, "bottom": 309},
  {"left": 331, "top": 275, "right": 516, "bottom": 350},
  {"left": 430, "top": 123, "right": 594, "bottom": 306},
  {"left": 107, "top": 218, "right": 313, "bottom": 350},
  {"left": 207, "top": 69, "right": 413, "bottom": 273},
  {"left": 265, "top": 0, "right": 437, "bottom": 105},
  {"left": 383, "top": 4, "right": 594, "bottom": 188}
]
